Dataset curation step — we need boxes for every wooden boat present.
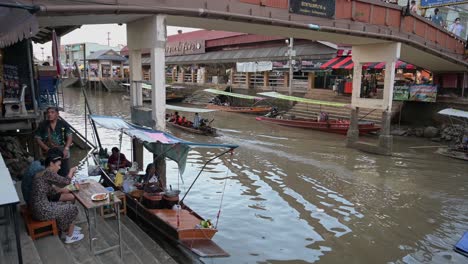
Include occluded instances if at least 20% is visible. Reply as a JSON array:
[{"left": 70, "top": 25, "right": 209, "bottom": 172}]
[
  {"left": 256, "top": 116, "right": 380, "bottom": 135},
  {"left": 436, "top": 147, "right": 468, "bottom": 161},
  {"left": 167, "top": 121, "right": 218, "bottom": 136},
  {"left": 166, "top": 104, "right": 219, "bottom": 136},
  {"left": 255, "top": 91, "right": 381, "bottom": 135},
  {"left": 204, "top": 88, "right": 271, "bottom": 114},
  {"left": 89, "top": 115, "right": 238, "bottom": 258},
  {"left": 436, "top": 108, "right": 468, "bottom": 161},
  {"left": 206, "top": 104, "right": 271, "bottom": 114}
]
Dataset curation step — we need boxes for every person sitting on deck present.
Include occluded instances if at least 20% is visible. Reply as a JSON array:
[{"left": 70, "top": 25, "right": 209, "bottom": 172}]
[
  {"left": 107, "top": 147, "right": 131, "bottom": 171},
  {"left": 178, "top": 116, "right": 187, "bottom": 126},
  {"left": 29, "top": 154, "right": 83, "bottom": 244},
  {"left": 193, "top": 113, "right": 201, "bottom": 129}
]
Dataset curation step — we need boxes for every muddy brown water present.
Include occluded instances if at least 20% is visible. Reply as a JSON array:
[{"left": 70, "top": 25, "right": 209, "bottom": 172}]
[{"left": 61, "top": 87, "right": 468, "bottom": 263}]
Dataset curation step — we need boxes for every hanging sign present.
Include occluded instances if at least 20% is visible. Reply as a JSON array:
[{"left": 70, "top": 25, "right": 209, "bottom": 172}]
[
  {"left": 289, "top": 0, "right": 335, "bottom": 18},
  {"left": 409, "top": 84, "right": 438, "bottom": 102},
  {"left": 393, "top": 85, "right": 410, "bottom": 101}
]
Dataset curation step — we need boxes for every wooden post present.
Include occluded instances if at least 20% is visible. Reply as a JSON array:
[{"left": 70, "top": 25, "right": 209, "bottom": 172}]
[
  {"left": 246, "top": 72, "right": 251, "bottom": 89},
  {"left": 172, "top": 67, "right": 176, "bottom": 83},
  {"left": 191, "top": 68, "right": 195, "bottom": 83},
  {"left": 132, "top": 138, "right": 144, "bottom": 171},
  {"left": 230, "top": 67, "right": 235, "bottom": 85},
  {"left": 308, "top": 72, "right": 315, "bottom": 91},
  {"left": 263, "top": 71, "right": 269, "bottom": 89},
  {"left": 284, "top": 72, "right": 289, "bottom": 88}
]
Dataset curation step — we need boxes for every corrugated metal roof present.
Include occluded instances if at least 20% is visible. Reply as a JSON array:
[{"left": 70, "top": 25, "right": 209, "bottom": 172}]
[
  {"left": 87, "top": 49, "right": 126, "bottom": 61},
  {"left": 138, "top": 43, "right": 335, "bottom": 65}
]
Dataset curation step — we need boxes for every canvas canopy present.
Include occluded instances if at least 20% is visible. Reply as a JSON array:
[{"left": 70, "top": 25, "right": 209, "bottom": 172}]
[
  {"left": 258, "top": 92, "right": 347, "bottom": 107},
  {"left": 204, "top": 89, "right": 265, "bottom": 100},
  {"left": 166, "top": 105, "right": 217, "bottom": 113},
  {"left": 438, "top": 108, "right": 468, "bottom": 119},
  {"left": 90, "top": 115, "right": 237, "bottom": 173}
]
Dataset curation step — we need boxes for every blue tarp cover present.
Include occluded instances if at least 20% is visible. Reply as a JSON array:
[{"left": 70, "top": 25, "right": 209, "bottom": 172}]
[{"left": 90, "top": 115, "right": 238, "bottom": 173}]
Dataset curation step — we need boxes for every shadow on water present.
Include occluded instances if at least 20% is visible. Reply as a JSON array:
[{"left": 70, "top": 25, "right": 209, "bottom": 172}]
[{"left": 61, "top": 87, "right": 468, "bottom": 263}]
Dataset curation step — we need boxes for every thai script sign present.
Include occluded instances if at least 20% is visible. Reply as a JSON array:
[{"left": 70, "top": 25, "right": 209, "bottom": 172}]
[
  {"left": 165, "top": 40, "right": 205, "bottom": 56},
  {"left": 409, "top": 84, "right": 437, "bottom": 102},
  {"left": 289, "top": 0, "right": 335, "bottom": 18},
  {"left": 420, "top": 0, "right": 468, "bottom": 8},
  {"left": 393, "top": 85, "right": 410, "bottom": 101}
]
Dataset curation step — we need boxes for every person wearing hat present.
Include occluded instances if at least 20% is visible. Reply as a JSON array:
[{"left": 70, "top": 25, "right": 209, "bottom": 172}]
[{"left": 35, "top": 106, "right": 73, "bottom": 177}]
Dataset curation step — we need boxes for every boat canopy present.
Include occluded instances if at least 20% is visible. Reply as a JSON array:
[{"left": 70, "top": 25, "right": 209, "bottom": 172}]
[
  {"left": 204, "top": 88, "right": 266, "bottom": 100},
  {"left": 438, "top": 108, "right": 468, "bottom": 119},
  {"left": 257, "top": 92, "right": 347, "bottom": 107},
  {"left": 166, "top": 105, "right": 217, "bottom": 113},
  {"left": 90, "top": 115, "right": 238, "bottom": 173}
]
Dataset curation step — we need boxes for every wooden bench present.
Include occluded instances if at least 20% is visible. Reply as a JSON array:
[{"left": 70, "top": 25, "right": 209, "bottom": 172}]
[{"left": 20, "top": 205, "right": 58, "bottom": 240}]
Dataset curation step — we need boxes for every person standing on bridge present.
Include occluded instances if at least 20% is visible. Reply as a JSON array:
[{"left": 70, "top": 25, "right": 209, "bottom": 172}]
[
  {"left": 35, "top": 106, "right": 73, "bottom": 177},
  {"left": 410, "top": 1, "right": 418, "bottom": 14},
  {"left": 431, "top": 8, "right": 444, "bottom": 27},
  {"left": 449, "top": 18, "right": 464, "bottom": 38}
]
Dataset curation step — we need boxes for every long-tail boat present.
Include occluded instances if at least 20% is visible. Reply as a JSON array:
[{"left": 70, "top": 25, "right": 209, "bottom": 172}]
[
  {"left": 204, "top": 88, "right": 271, "bottom": 114},
  {"left": 89, "top": 115, "right": 238, "bottom": 257},
  {"left": 255, "top": 92, "right": 381, "bottom": 135},
  {"left": 436, "top": 108, "right": 468, "bottom": 161},
  {"left": 166, "top": 105, "right": 218, "bottom": 136}
]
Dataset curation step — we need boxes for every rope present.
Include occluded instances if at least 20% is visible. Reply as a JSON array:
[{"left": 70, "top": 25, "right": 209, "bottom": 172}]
[{"left": 215, "top": 178, "right": 228, "bottom": 229}]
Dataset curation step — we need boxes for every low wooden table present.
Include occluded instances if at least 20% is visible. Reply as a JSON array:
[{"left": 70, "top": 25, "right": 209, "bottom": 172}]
[{"left": 72, "top": 179, "right": 122, "bottom": 258}]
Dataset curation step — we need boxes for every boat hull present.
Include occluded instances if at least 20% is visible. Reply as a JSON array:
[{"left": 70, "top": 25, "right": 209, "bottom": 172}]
[
  {"left": 167, "top": 122, "right": 218, "bottom": 136},
  {"left": 207, "top": 104, "right": 271, "bottom": 114},
  {"left": 436, "top": 147, "right": 468, "bottom": 161},
  {"left": 97, "top": 169, "right": 227, "bottom": 257},
  {"left": 256, "top": 116, "right": 380, "bottom": 135}
]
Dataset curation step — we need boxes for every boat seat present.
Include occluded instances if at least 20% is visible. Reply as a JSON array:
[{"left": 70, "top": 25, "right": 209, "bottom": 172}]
[{"left": 3, "top": 85, "right": 27, "bottom": 117}]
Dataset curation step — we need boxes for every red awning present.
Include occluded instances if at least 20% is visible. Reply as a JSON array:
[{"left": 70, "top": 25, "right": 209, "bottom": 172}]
[
  {"left": 321, "top": 57, "right": 415, "bottom": 70},
  {"left": 320, "top": 56, "right": 354, "bottom": 70}
]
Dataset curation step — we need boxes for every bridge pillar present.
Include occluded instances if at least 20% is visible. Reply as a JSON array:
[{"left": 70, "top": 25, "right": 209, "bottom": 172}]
[
  {"left": 128, "top": 49, "right": 143, "bottom": 107},
  {"left": 348, "top": 43, "right": 400, "bottom": 155},
  {"left": 127, "top": 14, "right": 167, "bottom": 131},
  {"left": 346, "top": 107, "right": 359, "bottom": 146}
]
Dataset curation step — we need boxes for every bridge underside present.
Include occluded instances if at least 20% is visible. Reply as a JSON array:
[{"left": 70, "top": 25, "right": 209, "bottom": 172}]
[{"left": 37, "top": 14, "right": 466, "bottom": 72}]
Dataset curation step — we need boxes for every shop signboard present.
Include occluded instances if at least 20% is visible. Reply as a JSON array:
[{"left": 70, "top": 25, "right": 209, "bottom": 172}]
[
  {"left": 166, "top": 40, "right": 205, "bottom": 56},
  {"left": 289, "top": 0, "right": 335, "bottom": 18},
  {"left": 393, "top": 85, "right": 410, "bottom": 101},
  {"left": 420, "top": 0, "right": 468, "bottom": 8},
  {"left": 409, "top": 84, "right": 437, "bottom": 102}
]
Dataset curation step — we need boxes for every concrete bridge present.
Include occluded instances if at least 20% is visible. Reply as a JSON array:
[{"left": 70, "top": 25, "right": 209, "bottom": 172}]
[{"left": 29, "top": 0, "right": 468, "bottom": 154}]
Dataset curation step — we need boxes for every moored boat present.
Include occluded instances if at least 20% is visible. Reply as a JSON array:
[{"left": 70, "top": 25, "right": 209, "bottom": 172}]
[
  {"left": 255, "top": 91, "right": 381, "bottom": 135},
  {"left": 89, "top": 115, "right": 238, "bottom": 257},
  {"left": 255, "top": 116, "right": 380, "bottom": 135},
  {"left": 204, "top": 88, "right": 271, "bottom": 114},
  {"left": 206, "top": 104, "right": 271, "bottom": 114}
]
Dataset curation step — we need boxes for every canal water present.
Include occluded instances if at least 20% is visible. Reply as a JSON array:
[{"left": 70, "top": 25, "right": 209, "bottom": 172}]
[{"left": 62, "top": 87, "right": 468, "bottom": 263}]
